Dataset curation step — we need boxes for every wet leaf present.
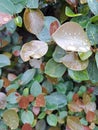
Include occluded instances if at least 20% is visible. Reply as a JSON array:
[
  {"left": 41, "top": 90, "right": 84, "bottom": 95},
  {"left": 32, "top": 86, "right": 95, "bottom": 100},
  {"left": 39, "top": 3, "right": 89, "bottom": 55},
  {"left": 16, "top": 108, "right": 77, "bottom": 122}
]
[
  {"left": 19, "top": 96, "right": 29, "bottom": 109},
  {"left": 86, "top": 111, "right": 95, "bottom": 123},
  {"left": 61, "top": 52, "right": 88, "bottom": 71},
  {"left": 0, "top": 12, "right": 12, "bottom": 26},
  {"left": 20, "top": 40, "right": 48, "bottom": 62},
  {"left": 3, "top": 109, "right": 19, "bottom": 129},
  {"left": 67, "top": 116, "right": 84, "bottom": 130},
  {"left": 45, "top": 58, "right": 66, "bottom": 78},
  {"left": 47, "top": 114, "right": 57, "bottom": 126},
  {"left": 22, "top": 123, "right": 32, "bottom": 130},
  {"left": 52, "top": 22, "right": 91, "bottom": 52},
  {"left": 35, "top": 94, "right": 46, "bottom": 107},
  {"left": 21, "top": 110, "right": 34, "bottom": 124},
  {"left": 23, "top": 8, "right": 44, "bottom": 35},
  {"left": 0, "top": 92, "right": 7, "bottom": 109}
]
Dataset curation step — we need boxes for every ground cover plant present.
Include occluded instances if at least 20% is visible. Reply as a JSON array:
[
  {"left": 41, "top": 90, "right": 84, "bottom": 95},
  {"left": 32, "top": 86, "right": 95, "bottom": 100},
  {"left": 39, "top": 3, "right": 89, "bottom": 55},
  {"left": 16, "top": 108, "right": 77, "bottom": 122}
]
[{"left": 1, "top": 0, "right": 98, "bottom": 130}]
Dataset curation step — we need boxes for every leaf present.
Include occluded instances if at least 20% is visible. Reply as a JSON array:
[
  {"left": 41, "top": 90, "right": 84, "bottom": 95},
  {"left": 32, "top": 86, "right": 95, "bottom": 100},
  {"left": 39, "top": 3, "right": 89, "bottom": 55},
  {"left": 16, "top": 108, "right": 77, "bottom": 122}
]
[
  {"left": 53, "top": 46, "right": 66, "bottom": 63},
  {"left": 86, "top": 22, "right": 98, "bottom": 45},
  {"left": 35, "top": 94, "right": 46, "bottom": 107},
  {"left": 27, "top": 95, "right": 34, "bottom": 102},
  {"left": 21, "top": 110, "right": 34, "bottom": 124},
  {"left": 61, "top": 52, "right": 88, "bottom": 71},
  {"left": 68, "top": 69, "right": 89, "bottom": 82},
  {"left": 0, "top": 92, "right": 7, "bottom": 109},
  {"left": 29, "top": 58, "right": 42, "bottom": 68},
  {"left": 78, "top": 50, "right": 92, "bottom": 61},
  {"left": 95, "top": 52, "right": 98, "bottom": 68},
  {"left": 22, "top": 123, "right": 32, "bottom": 130},
  {"left": 20, "top": 69, "right": 36, "bottom": 85},
  {"left": 49, "top": 127, "right": 61, "bottom": 130},
  {"left": 19, "top": 96, "right": 29, "bottom": 109},
  {"left": 67, "top": 116, "right": 84, "bottom": 130},
  {"left": 14, "top": 16, "right": 22, "bottom": 27},
  {"left": 0, "top": 54, "right": 10, "bottom": 68},
  {"left": 42, "top": 80, "right": 53, "bottom": 94},
  {"left": 7, "top": 73, "right": 17, "bottom": 81},
  {"left": 32, "top": 106, "right": 40, "bottom": 115},
  {"left": 3, "top": 109, "right": 19, "bottom": 129},
  {"left": 86, "top": 111, "right": 95, "bottom": 123},
  {"left": 0, "top": 120, "right": 8, "bottom": 130},
  {"left": 47, "top": 114, "right": 57, "bottom": 126},
  {"left": 45, "top": 58, "right": 66, "bottom": 78},
  {"left": 87, "top": 0, "right": 98, "bottom": 15},
  {"left": 0, "top": 79, "right": 3, "bottom": 89},
  {"left": 37, "top": 16, "right": 60, "bottom": 42},
  {"left": 20, "top": 40, "right": 48, "bottom": 62},
  {"left": 0, "top": 12, "right": 12, "bottom": 26},
  {"left": 66, "top": 0, "right": 78, "bottom": 8},
  {"left": 65, "top": 6, "right": 82, "bottom": 17},
  {"left": 23, "top": 9, "right": 44, "bottom": 35},
  {"left": 26, "top": 0, "right": 39, "bottom": 9},
  {"left": 45, "top": 92, "right": 67, "bottom": 110},
  {"left": 52, "top": 22, "right": 91, "bottom": 52},
  {"left": 30, "top": 81, "right": 42, "bottom": 97},
  {"left": 35, "top": 119, "right": 46, "bottom": 130}
]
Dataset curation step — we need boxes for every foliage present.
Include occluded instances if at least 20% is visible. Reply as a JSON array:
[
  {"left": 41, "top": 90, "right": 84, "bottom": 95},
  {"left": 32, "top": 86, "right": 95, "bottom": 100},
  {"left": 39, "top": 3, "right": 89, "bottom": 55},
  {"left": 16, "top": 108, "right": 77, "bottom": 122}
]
[{"left": 0, "top": 0, "right": 98, "bottom": 130}]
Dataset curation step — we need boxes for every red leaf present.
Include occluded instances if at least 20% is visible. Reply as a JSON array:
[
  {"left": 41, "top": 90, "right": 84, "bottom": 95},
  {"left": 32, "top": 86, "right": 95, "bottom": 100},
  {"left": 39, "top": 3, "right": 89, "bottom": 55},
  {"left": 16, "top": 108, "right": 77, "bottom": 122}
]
[
  {"left": 86, "top": 111, "right": 95, "bottom": 123},
  {"left": 22, "top": 123, "right": 33, "bottom": 130},
  {"left": 13, "top": 50, "right": 20, "bottom": 57},
  {"left": 83, "top": 126, "right": 91, "bottom": 130},
  {"left": 87, "top": 87, "right": 94, "bottom": 94},
  {"left": 73, "top": 93, "right": 79, "bottom": 101},
  {"left": 32, "top": 106, "right": 40, "bottom": 115},
  {"left": 27, "top": 95, "right": 34, "bottom": 102},
  {"left": 19, "top": 96, "right": 29, "bottom": 109},
  {"left": 50, "top": 21, "right": 59, "bottom": 35},
  {"left": 0, "top": 12, "right": 12, "bottom": 26},
  {"left": 35, "top": 94, "right": 45, "bottom": 107}
]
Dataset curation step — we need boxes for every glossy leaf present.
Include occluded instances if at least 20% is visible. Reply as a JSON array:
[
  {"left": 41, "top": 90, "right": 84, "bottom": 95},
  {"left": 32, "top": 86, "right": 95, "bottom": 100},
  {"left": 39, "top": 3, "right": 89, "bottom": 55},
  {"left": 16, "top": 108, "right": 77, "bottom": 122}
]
[
  {"left": 0, "top": 54, "right": 10, "bottom": 68},
  {"left": 0, "top": 92, "right": 7, "bottom": 109},
  {"left": 20, "top": 69, "right": 36, "bottom": 85},
  {"left": 30, "top": 81, "right": 42, "bottom": 97},
  {"left": 23, "top": 9, "right": 44, "bottom": 35},
  {"left": 68, "top": 69, "right": 89, "bottom": 82},
  {"left": 21, "top": 110, "right": 34, "bottom": 124},
  {"left": 67, "top": 116, "right": 84, "bottom": 130},
  {"left": 52, "top": 22, "right": 91, "bottom": 52},
  {"left": 61, "top": 52, "right": 88, "bottom": 71},
  {"left": 3, "top": 109, "right": 19, "bottom": 129},
  {"left": 65, "top": 6, "right": 82, "bottom": 17},
  {"left": 20, "top": 40, "right": 48, "bottom": 62},
  {"left": 45, "top": 58, "right": 66, "bottom": 78},
  {"left": 47, "top": 114, "right": 57, "bottom": 126},
  {"left": 87, "top": 0, "right": 98, "bottom": 15},
  {"left": 45, "top": 92, "right": 67, "bottom": 110}
]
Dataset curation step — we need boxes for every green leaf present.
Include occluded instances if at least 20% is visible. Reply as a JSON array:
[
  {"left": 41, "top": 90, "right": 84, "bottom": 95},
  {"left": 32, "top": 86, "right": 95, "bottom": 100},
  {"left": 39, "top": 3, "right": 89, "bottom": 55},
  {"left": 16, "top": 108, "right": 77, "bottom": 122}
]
[
  {"left": 87, "top": 0, "right": 98, "bottom": 15},
  {"left": 53, "top": 46, "right": 66, "bottom": 63},
  {"left": 90, "top": 15, "right": 98, "bottom": 23},
  {"left": 0, "top": 54, "right": 10, "bottom": 68},
  {"left": 65, "top": 6, "right": 82, "bottom": 17},
  {"left": 35, "top": 119, "right": 46, "bottom": 130},
  {"left": 45, "top": 58, "right": 66, "bottom": 78},
  {"left": 94, "top": 126, "right": 98, "bottom": 130},
  {"left": 59, "top": 111, "right": 67, "bottom": 119},
  {"left": 42, "top": 80, "right": 53, "bottom": 93},
  {"left": 68, "top": 69, "right": 89, "bottom": 82},
  {"left": 38, "top": 112, "right": 46, "bottom": 119},
  {"left": 6, "top": 83, "right": 20, "bottom": 91},
  {"left": 14, "top": 16, "right": 22, "bottom": 27},
  {"left": 0, "top": 80, "right": 3, "bottom": 89},
  {"left": 47, "top": 114, "right": 57, "bottom": 126},
  {"left": 30, "top": 81, "right": 42, "bottom": 97},
  {"left": 67, "top": 91, "right": 74, "bottom": 103},
  {"left": 45, "top": 92, "right": 67, "bottom": 110},
  {"left": 87, "top": 59, "right": 98, "bottom": 83},
  {"left": 26, "top": 0, "right": 39, "bottom": 8},
  {"left": 95, "top": 52, "right": 98, "bottom": 68},
  {"left": 3, "top": 109, "right": 19, "bottom": 129},
  {"left": 21, "top": 110, "right": 34, "bottom": 124},
  {"left": 0, "top": 0, "right": 16, "bottom": 14},
  {"left": 7, "top": 92, "right": 19, "bottom": 104},
  {"left": 0, "top": 120, "right": 8, "bottom": 130},
  {"left": 80, "top": 118, "right": 88, "bottom": 125},
  {"left": 78, "top": 50, "right": 92, "bottom": 61},
  {"left": 86, "top": 22, "right": 98, "bottom": 45},
  {"left": 20, "top": 69, "right": 36, "bottom": 85}
]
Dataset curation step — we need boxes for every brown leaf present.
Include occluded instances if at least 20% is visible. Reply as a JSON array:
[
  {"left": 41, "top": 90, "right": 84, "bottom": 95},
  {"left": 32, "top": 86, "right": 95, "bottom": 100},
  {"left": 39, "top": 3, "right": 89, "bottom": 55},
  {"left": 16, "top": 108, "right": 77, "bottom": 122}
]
[
  {"left": 27, "top": 95, "right": 34, "bottom": 102},
  {"left": 50, "top": 21, "right": 59, "bottom": 35},
  {"left": 61, "top": 52, "right": 88, "bottom": 71},
  {"left": 0, "top": 12, "right": 12, "bottom": 26},
  {"left": 52, "top": 22, "right": 91, "bottom": 52},
  {"left": 2, "top": 77, "right": 10, "bottom": 88},
  {"left": 86, "top": 111, "right": 95, "bottom": 123},
  {"left": 24, "top": 9, "right": 44, "bottom": 35},
  {"left": 67, "top": 116, "right": 84, "bottom": 130},
  {"left": 35, "top": 94, "right": 45, "bottom": 107},
  {"left": 20, "top": 40, "right": 48, "bottom": 62},
  {"left": 19, "top": 96, "right": 29, "bottom": 109},
  {"left": 22, "top": 123, "right": 33, "bottom": 130}
]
